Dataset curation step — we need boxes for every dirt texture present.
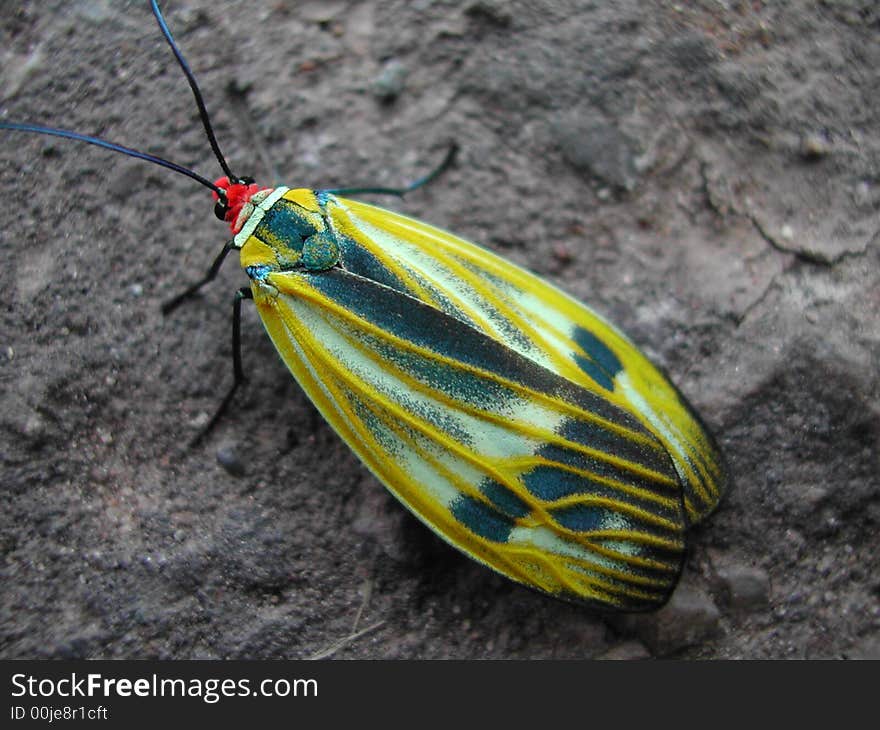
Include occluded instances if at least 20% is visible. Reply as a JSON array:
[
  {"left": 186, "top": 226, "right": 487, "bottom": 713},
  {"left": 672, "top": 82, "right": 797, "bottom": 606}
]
[{"left": 1, "top": 0, "right": 878, "bottom": 659}]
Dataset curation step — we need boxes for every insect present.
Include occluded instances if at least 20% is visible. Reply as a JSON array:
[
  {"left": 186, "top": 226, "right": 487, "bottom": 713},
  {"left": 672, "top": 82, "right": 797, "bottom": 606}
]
[{"left": 1, "top": 0, "right": 726, "bottom": 611}]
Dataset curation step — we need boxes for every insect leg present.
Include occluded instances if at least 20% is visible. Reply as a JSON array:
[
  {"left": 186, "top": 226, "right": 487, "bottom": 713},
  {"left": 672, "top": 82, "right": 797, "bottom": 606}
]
[
  {"left": 162, "top": 239, "right": 236, "bottom": 315},
  {"left": 189, "top": 287, "right": 253, "bottom": 448},
  {"left": 323, "top": 142, "right": 458, "bottom": 197}
]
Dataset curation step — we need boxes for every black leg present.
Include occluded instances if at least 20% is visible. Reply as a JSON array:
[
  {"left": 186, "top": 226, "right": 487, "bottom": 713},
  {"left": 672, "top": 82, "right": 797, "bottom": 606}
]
[
  {"left": 189, "top": 287, "right": 253, "bottom": 448},
  {"left": 162, "top": 239, "right": 236, "bottom": 316},
  {"left": 323, "top": 142, "right": 458, "bottom": 197}
]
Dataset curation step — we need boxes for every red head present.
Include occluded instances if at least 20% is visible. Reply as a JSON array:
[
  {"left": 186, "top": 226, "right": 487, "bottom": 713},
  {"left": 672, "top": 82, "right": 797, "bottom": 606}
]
[{"left": 213, "top": 176, "right": 270, "bottom": 234}]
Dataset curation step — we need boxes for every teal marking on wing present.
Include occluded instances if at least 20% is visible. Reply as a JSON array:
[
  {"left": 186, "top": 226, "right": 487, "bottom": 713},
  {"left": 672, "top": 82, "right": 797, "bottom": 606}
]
[
  {"left": 574, "top": 326, "right": 623, "bottom": 375},
  {"left": 573, "top": 355, "right": 614, "bottom": 391},
  {"left": 450, "top": 494, "right": 515, "bottom": 543},
  {"left": 523, "top": 465, "right": 614, "bottom": 502},
  {"left": 572, "top": 326, "right": 623, "bottom": 391},
  {"left": 479, "top": 478, "right": 531, "bottom": 519},
  {"left": 549, "top": 504, "right": 608, "bottom": 532},
  {"left": 336, "top": 233, "right": 408, "bottom": 292},
  {"left": 352, "top": 328, "right": 514, "bottom": 411}
]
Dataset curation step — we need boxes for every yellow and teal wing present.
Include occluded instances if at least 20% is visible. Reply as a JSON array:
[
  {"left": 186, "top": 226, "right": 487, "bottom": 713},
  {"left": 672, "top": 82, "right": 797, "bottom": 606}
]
[{"left": 251, "top": 265, "right": 687, "bottom": 610}]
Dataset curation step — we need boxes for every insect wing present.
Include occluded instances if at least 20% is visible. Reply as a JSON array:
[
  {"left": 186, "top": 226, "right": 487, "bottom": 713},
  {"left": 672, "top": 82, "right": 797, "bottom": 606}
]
[{"left": 250, "top": 262, "right": 686, "bottom": 610}]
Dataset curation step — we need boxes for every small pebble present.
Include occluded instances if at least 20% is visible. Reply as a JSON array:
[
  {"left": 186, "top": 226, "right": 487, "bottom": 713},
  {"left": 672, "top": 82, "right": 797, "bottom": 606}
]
[
  {"left": 23, "top": 413, "right": 46, "bottom": 440},
  {"left": 716, "top": 563, "right": 771, "bottom": 612},
  {"left": 853, "top": 181, "right": 871, "bottom": 206},
  {"left": 800, "top": 132, "right": 831, "bottom": 160},
  {"left": 216, "top": 445, "right": 246, "bottom": 477},
  {"left": 465, "top": 0, "right": 513, "bottom": 27},
  {"left": 552, "top": 243, "right": 573, "bottom": 265},
  {"left": 553, "top": 115, "right": 639, "bottom": 191},
  {"left": 373, "top": 60, "right": 408, "bottom": 103}
]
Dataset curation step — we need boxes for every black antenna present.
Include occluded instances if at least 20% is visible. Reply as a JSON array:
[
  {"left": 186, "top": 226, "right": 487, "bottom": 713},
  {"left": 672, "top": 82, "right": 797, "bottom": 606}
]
[
  {"left": 0, "top": 122, "right": 226, "bottom": 197},
  {"left": 150, "top": 0, "right": 238, "bottom": 182}
]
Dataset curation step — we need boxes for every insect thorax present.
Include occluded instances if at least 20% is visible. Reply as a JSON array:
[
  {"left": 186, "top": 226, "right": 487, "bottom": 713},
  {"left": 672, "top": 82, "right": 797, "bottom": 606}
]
[{"left": 236, "top": 187, "right": 341, "bottom": 275}]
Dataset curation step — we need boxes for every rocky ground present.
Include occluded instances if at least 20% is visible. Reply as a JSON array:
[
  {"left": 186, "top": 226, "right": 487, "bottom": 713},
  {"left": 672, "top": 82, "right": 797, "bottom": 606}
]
[{"left": 1, "top": 0, "right": 878, "bottom": 659}]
